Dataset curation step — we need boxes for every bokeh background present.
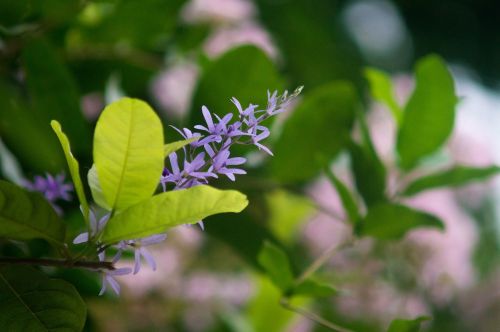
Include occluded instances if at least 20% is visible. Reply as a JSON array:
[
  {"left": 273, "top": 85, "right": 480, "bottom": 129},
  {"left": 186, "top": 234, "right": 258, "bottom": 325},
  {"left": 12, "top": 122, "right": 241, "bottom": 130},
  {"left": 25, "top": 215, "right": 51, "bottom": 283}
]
[{"left": 1, "top": 0, "right": 500, "bottom": 331}]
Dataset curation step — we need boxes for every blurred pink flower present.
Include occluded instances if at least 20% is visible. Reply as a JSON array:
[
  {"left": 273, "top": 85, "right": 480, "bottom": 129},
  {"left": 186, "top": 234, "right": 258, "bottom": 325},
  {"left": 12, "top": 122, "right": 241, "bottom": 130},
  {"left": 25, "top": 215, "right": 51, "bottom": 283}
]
[
  {"left": 405, "top": 189, "right": 478, "bottom": 305},
  {"left": 204, "top": 22, "right": 279, "bottom": 60},
  {"left": 151, "top": 61, "right": 199, "bottom": 119},
  {"left": 336, "top": 281, "right": 429, "bottom": 326},
  {"left": 81, "top": 92, "right": 104, "bottom": 121},
  {"left": 181, "top": 0, "right": 255, "bottom": 24}
]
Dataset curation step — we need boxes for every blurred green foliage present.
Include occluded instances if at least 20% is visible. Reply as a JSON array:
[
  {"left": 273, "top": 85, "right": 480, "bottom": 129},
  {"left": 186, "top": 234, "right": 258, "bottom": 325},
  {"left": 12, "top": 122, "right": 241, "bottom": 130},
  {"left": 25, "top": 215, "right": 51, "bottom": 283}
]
[{"left": 1, "top": 0, "right": 500, "bottom": 331}]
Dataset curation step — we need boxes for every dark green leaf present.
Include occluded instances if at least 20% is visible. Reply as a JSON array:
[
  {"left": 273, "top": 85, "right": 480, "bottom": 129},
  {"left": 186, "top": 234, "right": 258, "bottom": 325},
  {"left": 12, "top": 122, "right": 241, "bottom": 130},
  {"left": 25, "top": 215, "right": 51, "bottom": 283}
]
[
  {"left": 324, "top": 167, "right": 359, "bottom": 223},
  {"left": 0, "top": 180, "right": 65, "bottom": 246},
  {"left": 189, "top": 45, "right": 283, "bottom": 126},
  {"left": 22, "top": 39, "right": 91, "bottom": 155},
  {"left": 403, "top": 165, "right": 500, "bottom": 196},
  {"left": 271, "top": 82, "right": 357, "bottom": 182},
  {"left": 359, "top": 203, "right": 444, "bottom": 240},
  {"left": 0, "top": 81, "right": 65, "bottom": 173},
  {"left": 73, "top": 0, "right": 184, "bottom": 50},
  {"left": 257, "top": 241, "right": 294, "bottom": 292},
  {"left": 387, "top": 316, "right": 431, "bottom": 332},
  {"left": 291, "top": 279, "right": 337, "bottom": 298},
  {"left": 349, "top": 141, "right": 386, "bottom": 206},
  {"left": 365, "top": 68, "right": 402, "bottom": 124},
  {"left": 0, "top": 266, "right": 86, "bottom": 332},
  {"left": 397, "top": 55, "right": 458, "bottom": 170},
  {"left": 255, "top": 0, "right": 363, "bottom": 90}
]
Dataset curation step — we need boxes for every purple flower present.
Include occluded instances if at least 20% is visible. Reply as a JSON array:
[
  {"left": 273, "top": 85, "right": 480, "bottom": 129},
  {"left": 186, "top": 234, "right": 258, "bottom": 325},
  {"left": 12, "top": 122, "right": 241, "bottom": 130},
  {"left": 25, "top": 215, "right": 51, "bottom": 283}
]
[
  {"left": 73, "top": 209, "right": 110, "bottom": 244},
  {"left": 161, "top": 88, "right": 301, "bottom": 192},
  {"left": 99, "top": 267, "right": 132, "bottom": 296},
  {"left": 24, "top": 172, "right": 73, "bottom": 214}
]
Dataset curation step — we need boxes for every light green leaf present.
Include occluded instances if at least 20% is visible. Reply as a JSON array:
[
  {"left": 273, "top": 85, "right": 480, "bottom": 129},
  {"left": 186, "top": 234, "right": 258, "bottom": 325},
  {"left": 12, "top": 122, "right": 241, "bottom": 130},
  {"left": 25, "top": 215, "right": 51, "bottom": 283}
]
[
  {"left": 257, "top": 241, "right": 294, "bottom": 292},
  {"left": 271, "top": 82, "right": 357, "bottom": 182},
  {"left": 397, "top": 55, "right": 458, "bottom": 170},
  {"left": 51, "top": 120, "right": 89, "bottom": 223},
  {"left": 0, "top": 180, "right": 65, "bottom": 246},
  {"left": 403, "top": 165, "right": 500, "bottom": 196},
  {"left": 164, "top": 137, "right": 198, "bottom": 157},
  {"left": 0, "top": 266, "right": 86, "bottom": 332},
  {"left": 359, "top": 203, "right": 444, "bottom": 240},
  {"left": 94, "top": 97, "right": 164, "bottom": 211},
  {"left": 365, "top": 68, "right": 402, "bottom": 124},
  {"left": 291, "top": 279, "right": 337, "bottom": 298},
  {"left": 101, "top": 185, "right": 248, "bottom": 243},
  {"left": 387, "top": 316, "right": 431, "bottom": 332},
  {"left": 88, "top": 164, "right": 110, "bottom": 210}
]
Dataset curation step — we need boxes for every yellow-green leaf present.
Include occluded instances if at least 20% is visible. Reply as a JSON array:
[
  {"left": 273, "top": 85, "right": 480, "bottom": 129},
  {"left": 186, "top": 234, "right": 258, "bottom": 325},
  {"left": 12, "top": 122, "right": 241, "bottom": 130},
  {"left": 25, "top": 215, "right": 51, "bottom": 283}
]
[
  {"left": 397, "top": 55, "right": 458, "bottom": 170},
  {"left": 50, "top": 120, "right": 89, "bottom": 223},
  {"left": 365, "top": 67, "right": 402, "bottom": 124},
  {"left": 101, "top": 185, "right": 248, "bottom": 243},
  {"left": 94, "top": 97, "right": 164, "bottom": 211},
  {"left": 87, "top": 164, "right": 110, "bottom": 210}
]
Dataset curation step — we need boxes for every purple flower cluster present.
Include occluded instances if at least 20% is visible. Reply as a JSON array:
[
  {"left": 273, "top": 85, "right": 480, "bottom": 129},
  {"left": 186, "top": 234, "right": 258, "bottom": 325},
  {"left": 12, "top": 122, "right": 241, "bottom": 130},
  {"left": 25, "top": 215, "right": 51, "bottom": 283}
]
[
  {"left": 161, "top": 88, "right": 302, "bottom": 190},
  {"left": 74, "top": 88, "right": 301, "bottom": 295},
  {"left": 24, "top": 173, "right": 73, "bottom": 214}
]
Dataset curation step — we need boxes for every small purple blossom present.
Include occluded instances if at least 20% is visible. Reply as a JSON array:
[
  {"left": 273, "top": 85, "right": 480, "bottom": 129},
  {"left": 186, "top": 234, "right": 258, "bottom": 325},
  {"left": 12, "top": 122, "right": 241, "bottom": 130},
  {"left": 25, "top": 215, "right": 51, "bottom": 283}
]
[
  {"left": 24, "top": 172, "right": 73, "bottom": 214},
  {"left": 113, "top": 234, "right": 167, "bottom": 275},
  {"left": 73, "top": 209, "right": 110, "bottom": 244},
  {"left": 99, "top": 267, "right": 132, "bottom": 296}
]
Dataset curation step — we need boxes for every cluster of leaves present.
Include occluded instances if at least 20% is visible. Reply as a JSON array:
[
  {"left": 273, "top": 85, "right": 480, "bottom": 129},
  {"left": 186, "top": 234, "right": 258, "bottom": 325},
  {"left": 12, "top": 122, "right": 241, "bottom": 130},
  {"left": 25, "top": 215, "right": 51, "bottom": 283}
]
[
  {"left": 254, "top": 55, "right": 500, "bottom": 331},
  {"left": 0, "top": 97, "right": 248, "bottom": 330},
  {"left": 1, "top": 1, "right": 499, "bottom": 331}
]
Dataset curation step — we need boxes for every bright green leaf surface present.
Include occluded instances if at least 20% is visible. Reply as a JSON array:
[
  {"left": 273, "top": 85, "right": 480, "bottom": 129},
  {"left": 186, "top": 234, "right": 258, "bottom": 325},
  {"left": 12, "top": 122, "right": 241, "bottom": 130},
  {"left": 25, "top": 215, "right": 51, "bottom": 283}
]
[
  {"left": 101, "top": 186, "right": 248, "bottom": 243},
  {"left": 365, "top": 68, "right": 402, "bottom": 124},
  {"left": 360, "top": 203, "right": 444, "bottom": 240},
  {"left": 324, "top": 167, "right": 359, "bottom": 224},
  {"left": 94, "top": 97, "right": 164, "bottom": 211},
  {"left": 271, "top": 82, "right": 357, "bottom": 182},
  {"left": 87, "top": 164, "right": 110, "bottom": 210},
  {"left": 51, "top": 120, "right": 89, "bottom": 223},
  {"left": 403, "top": 165, "right": 500, "bottom": 196},
  {"left": 291, "top": 279, "right": 337, "bottom": 298},
  {"left": 257, "top": 241, "right": 294, "bottom": 292},
  {"left": 23, "top": 39, "right": 90, "bottom": 155},
  {"left": 164, "top": 137, "right": 199, "bottom": 157},
  {"left": 0, "top": 180, "right": 65, "bottom": 246},
  {"left": 0, "top": 266, "right": 86, "bottom": 332},
  {"left": 397, "top": 55, "right": 458, "bottom": 170},
  {"left": 387, "top": 316, "right": 431, "bottom": 332}
]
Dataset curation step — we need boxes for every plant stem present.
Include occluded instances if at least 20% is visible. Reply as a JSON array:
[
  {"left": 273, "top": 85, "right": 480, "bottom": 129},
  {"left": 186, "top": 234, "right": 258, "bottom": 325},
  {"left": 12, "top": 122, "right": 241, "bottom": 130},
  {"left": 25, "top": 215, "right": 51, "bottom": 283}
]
[
  {"left": 280, "top": 298, "right": 355, "bottom": 332},
  {"left": 295, "top": 237, "right": 355, "bottom": 286},
  {"left": 0, "top": 257, "right": 115, "bottom": 270}
]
